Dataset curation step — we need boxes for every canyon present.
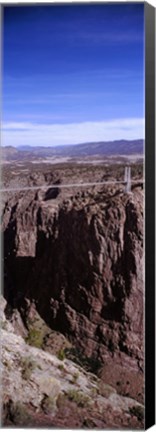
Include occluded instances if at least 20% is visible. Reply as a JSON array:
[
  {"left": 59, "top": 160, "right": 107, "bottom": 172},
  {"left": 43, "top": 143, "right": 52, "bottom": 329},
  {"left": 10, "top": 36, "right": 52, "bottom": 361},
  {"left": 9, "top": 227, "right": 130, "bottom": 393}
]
[{"left": 1, "top": 161, "right": 144, "bottom": 427}]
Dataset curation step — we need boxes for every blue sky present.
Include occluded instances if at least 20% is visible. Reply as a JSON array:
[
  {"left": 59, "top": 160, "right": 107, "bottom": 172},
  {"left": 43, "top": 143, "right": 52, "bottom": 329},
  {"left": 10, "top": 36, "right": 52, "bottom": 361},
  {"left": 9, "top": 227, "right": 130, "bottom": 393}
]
[{"left": 2, "top": 4, "right": 145, "bottom": 146}]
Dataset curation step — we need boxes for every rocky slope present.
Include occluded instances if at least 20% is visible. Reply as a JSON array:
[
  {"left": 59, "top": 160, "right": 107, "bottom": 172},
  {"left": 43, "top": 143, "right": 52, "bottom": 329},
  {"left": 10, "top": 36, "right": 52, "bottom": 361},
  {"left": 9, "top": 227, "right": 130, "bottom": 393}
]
[
  {"left": 2, "top": 182, "right": 144, "bottom": 395},
  {"left": 1, "top": 297, "right": 144, "bottom": 428}
]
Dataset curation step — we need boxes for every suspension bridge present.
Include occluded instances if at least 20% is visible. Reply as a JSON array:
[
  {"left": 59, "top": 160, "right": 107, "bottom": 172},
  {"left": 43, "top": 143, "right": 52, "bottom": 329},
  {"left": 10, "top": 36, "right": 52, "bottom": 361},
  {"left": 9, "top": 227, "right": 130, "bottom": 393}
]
[{"left": 0, "top": 167, "right": 144, "bottom": 193}]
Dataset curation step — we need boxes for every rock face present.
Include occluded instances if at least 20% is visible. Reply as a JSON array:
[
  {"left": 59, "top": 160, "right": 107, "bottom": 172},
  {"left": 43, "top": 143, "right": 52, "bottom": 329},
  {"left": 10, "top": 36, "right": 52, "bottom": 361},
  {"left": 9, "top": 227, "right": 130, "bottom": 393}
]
[{"left": 2, "top": 186, "right": 144, "bottom": 396}]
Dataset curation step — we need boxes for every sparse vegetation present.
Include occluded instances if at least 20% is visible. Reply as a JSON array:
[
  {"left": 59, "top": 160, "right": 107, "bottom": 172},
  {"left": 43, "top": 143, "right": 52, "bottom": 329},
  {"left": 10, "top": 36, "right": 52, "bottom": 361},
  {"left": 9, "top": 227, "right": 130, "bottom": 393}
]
[
  {"left": 20, "top": 356, "right": 36, "bottom": 380},
  {"left": 57, "top": 363, "right": 65, "bottom": 371},
  {"left": 90, "top": 386, "right": 98, "bottom": 397},
  {"left": 25, "top": 328, "right": 43, "bottom": 349},
  {"left": 41, "top": 394, "right": 56, "bottom": 415},
  {"left": 57, "top": 348, "right": 66, "bottom": 361},
  {"left": 4, "top": 400, "right": 32, "bottom": 426},
  {"left": 66, "top": 389, "right": 91, "bottom": 407},
  {"left": 1, "top": 320, "right": 8, "bottom": 330},
  {"left": 70, "top": 371, "right": 80, "bottom": 384}
]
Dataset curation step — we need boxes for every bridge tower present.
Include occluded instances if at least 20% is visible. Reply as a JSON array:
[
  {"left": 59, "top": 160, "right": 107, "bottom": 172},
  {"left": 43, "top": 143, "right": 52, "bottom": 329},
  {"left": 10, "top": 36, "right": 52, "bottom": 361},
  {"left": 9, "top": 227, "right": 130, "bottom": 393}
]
[{"left": 124, "top": 166, "right": 131, "bottom": 193}]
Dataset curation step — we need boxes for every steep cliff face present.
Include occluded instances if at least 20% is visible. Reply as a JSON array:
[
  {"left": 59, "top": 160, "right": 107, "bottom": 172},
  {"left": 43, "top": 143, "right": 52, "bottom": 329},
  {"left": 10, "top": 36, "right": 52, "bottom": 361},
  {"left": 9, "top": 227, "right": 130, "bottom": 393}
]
[{"left": 2, "top": 187, "right": 144, "bottom": 381}]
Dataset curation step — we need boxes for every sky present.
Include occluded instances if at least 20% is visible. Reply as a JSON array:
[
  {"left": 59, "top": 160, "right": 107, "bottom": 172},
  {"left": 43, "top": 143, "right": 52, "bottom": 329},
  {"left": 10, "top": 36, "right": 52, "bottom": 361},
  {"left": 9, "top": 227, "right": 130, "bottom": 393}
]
[{"left": 2, "top": 4, "right": 145, "bottom": 147}]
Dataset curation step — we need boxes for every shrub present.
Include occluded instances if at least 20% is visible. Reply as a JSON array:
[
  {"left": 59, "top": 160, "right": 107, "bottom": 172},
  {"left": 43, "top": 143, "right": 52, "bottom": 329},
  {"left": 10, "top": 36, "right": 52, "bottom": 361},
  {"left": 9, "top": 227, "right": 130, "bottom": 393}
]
[
  {"left": 66, "top": 389, "right": 90, "bottom": 407},
  {"left": 4, "top": 401, "right": 32, "bottom": 426},
  {"left": 70, "top": 371, "right": 79, "bottom": 384},
  {"left": 25, "top": 328, "right": 43, "bottom": 349},
  {"left": 20, "top": 357, "right": 36, "bottom": 380},
  {"left": 1, "top": 320, "right": 8, "bottom": 330},
  {"left": 57, "top": 364, "right": 65, "bottom": 372},
  {"left": 57, "top": 348, "right": 66, "bottom": 361},
  {"left": 91, "top": 387, "right": 98, "bottom": 397},
  {"left": 41, "top": 394, "right": 56, "bottom": 415}
]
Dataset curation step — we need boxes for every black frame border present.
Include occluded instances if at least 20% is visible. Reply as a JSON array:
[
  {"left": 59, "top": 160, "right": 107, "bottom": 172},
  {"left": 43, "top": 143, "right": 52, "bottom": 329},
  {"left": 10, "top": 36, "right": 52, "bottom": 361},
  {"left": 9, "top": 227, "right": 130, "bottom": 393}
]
[{"left": 145, "top": 2, "right": 155, "bottom": 430}]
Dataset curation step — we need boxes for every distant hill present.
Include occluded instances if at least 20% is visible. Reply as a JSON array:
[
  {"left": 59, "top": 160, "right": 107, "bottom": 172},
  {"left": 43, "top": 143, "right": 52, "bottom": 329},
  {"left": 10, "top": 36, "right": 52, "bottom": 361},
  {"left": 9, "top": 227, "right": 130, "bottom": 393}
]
[
  {"left": 1, "top": 139, "right": 143, "bottom": 161},
  {"left": 0, "top": 146, "right": 19, "bottom": 158}
]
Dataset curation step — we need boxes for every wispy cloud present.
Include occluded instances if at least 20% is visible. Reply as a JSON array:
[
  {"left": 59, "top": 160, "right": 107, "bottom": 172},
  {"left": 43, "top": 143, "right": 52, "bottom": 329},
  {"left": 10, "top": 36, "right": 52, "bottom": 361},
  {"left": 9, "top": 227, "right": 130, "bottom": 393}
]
[
  {"left": 3, "top": 91, "right": 114, "bottom": 105},
  {"left": 71, "top": 30, "right": 143, "bottom": 46},
  {"left": 2, "top": 118, "right": 144, "bottom": 147}
]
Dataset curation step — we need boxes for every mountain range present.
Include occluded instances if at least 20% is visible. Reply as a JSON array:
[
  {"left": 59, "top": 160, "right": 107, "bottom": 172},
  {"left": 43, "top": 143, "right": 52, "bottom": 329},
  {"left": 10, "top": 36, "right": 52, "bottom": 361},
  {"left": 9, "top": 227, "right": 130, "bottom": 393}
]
[{"left": 1, "top": 139, "right": 143, "bottom": 161}]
